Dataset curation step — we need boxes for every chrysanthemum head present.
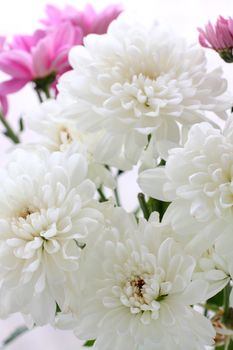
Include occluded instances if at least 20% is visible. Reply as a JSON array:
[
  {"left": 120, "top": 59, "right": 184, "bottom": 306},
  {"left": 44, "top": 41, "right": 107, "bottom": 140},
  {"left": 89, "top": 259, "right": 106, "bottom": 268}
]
[
  {"left": 27, "top": 99, "right": 116, "bottom": 189},
  {"left": 75, "top": 208, "right": 215, "bottom": 350},
  {"left": 139, "top": 118, "right": 233, "bottom": 259},
  {"left": 115, "top": 236, "right": 179, "bottom": 323},
  {"left": 0, "top": 147, "right": 102, "bottom": 325},
  {"left": 58, "top": 14, "right": 230, "bottom": 168},
  {"left": 198, "top": 16, "right": 233, "bottom": 63}
]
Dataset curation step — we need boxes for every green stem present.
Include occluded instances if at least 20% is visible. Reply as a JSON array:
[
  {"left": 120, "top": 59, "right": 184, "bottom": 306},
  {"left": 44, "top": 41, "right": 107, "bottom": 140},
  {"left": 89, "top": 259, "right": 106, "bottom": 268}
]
[
  {"left": 0, "top": 326, "right": 29, "bottom": 348},
  {"left": 138, "top": 193, "right": 150, "bottom": 220},
  {"left": 34, "top": 88, "right": 43, "bottom": 103},
  {"left": 43, "top": 85, "right": 50, "bottom": 99},
  {"left": 104, "top": 165, "right": 121, "bottom": 206},
  {"left": 114, "top": 188, "right": 120, "bottom": 206},
  {"left": 33, "top": 71, "right": 55, "bottom": 102},
  {"left": 0, "top": 113, "right": 20, "bottom": 144},
  {"left": 34, "top": 86, "right": 51, "bottom": 102},
  {"left": 98, "top": 188, "right": 108, "bottom": 202},
  {"left": 223, "top": 283, "right": 232, "bottom": 324}
]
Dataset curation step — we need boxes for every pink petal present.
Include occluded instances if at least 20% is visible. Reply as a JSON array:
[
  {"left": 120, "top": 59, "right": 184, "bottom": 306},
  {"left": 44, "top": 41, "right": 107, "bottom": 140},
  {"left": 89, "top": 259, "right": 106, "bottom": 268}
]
[
  {"left": 74, "top": 27, "right": 84, "bottom": 45},
  {"left": 11, "top": 35, "right": 33, "bottom": 52},
  {"left": 205, "top": 22, "right": 220, "bottom": 49},
  {"left": 198, "top": 16, "right": 233, "bottom": 51},
  {"left": 62, "top": 5, "right": 82, "bottom": 23},
  {"left": 0, "top": 50, "right": 33, "bottom": 78},
  {"left": 41, "top": 4, "right": 62, "bottom": 26},
  {"left": 40, "top": 3, "right": 122, "bottom": 38},
  {"left": 217, "top": 22, "right": 233, "bottom": 48},
  {"left": 197, "top": 28, "right": 211, "bottom": 48},
  {"left": 32, "top": 23, "right": 77, "bottom": 78},
  {"left": 51, "top": 22, "right": 77, "bottom": 53},
  {"left": 0, "top": 36, "right": 5, "bottom": 51},
  {"left": 11, "top": 30, "right": 46, "bottom": 51},
  {"left": 32, "top": 38, "right": 51, "bottom": 77},
  {"left": 0, "top": 78, "right": 28, "bottom": 94},
  {"left": 31, "top": 29, "right": 47, "bottom": 46},
  {"left": 228, "top": 17, "right": 233, "bottom": 36},
  {"left": 52, "top": 49, "right": 71, "bottom": 74},
  {"left": 92, "top": 5, "right": 123, "bottom": 34},
  {"left": 79, "top": 4, "right": 97, "bottom": 35}
]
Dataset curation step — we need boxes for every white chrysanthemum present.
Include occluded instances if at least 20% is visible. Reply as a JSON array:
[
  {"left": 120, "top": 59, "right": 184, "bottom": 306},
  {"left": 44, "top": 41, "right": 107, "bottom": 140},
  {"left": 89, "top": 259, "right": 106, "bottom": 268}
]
[
  {"left": 192, "top": 246, "right": 230, "bottom": 298},
  {"left": 138, "top": 119, "right": 233, "bottom": 253},
  {"left": 0, "top": 147, "right": 102, "bottom": 325},
  {"left": 75, "top": 208, "right": 215, "bottom": 350},
  {"left": 153, "top": 221, "right": 230, "bottom": 300},
  {"left": 27, "top": 99, "right": 116, "bottom": 189},
  {"left": 58, "top": 14, "right": 230, "bottom": 168}
]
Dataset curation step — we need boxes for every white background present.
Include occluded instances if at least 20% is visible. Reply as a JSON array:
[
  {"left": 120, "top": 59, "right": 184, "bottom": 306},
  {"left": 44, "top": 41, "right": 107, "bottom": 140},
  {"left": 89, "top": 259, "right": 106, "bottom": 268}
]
[{"left": 0, "top": 0, "right": 232, "bottom": 349}]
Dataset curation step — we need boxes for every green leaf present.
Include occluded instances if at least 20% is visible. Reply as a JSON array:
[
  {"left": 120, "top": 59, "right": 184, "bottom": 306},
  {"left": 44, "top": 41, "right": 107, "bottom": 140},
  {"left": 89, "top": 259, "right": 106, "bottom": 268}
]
[
  {"left": 138, "top": 193, "right": 150, "bottom": 220},
  {"left": 83, "top": 339, "right": 96, "bottom": 347},
  {"left": 147, "top": 197, "right": 170, "bottom": 221},
  {"left": 56, "top": 303, "right": 61, "bottom": 313},
  {"left": 228, "top": 339, "right": 233, "bottom": 350},
  {"left": 159, "top": 159, "right": 166, "bottom": 166},
  {"left": 208, "top": 289, "right": 224, "bottom": 307}
]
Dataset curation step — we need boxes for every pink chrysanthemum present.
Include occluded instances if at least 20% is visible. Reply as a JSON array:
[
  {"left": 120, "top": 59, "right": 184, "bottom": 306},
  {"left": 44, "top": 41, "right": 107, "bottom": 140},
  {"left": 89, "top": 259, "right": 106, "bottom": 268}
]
[
  {"left": 198, "top": 16, "right": 233, "bottom": 63},
  {"left": 41, "top": 3, "right": 123, "bottom": 37},
  {"left": 0, "top": 23, "right": 80, "bottom": 96},
  {"left": 0, "top": 4, "right": 122, "bottom": 97}
]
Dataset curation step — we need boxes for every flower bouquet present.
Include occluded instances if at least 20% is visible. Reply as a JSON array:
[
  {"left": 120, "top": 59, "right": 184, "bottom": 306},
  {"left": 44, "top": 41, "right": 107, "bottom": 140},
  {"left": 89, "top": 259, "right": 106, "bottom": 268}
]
[{"left": 0, "top": 3, "right": 233, "bottom": 350}]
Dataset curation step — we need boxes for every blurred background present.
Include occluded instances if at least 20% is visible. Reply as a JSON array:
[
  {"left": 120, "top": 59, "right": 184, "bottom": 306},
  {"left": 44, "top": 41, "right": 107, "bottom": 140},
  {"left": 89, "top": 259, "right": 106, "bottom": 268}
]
[{"left": 0, "top": 0, "right": 232, "bottom": 349}]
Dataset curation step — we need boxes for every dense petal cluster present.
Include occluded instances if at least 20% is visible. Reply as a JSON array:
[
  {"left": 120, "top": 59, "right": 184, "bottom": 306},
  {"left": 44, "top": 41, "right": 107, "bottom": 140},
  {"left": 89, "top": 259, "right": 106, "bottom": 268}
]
[
  {"left": 138, "top": 120, "right": 233, "bottom": 253},
  {"left": 58, "top": 14, "right": 230, "bottom": 168},
  {"left": 0, "top": 148, "right": 101, "bottom": 325},
  {"left": 0, "top": 9, "right": 232, "bottom": 350},
  {"left": 27, "top": 99, "right": 116, "bottom": 189},
  {"left": 74, "top": 208, "right": 215, "bottom": 350}
]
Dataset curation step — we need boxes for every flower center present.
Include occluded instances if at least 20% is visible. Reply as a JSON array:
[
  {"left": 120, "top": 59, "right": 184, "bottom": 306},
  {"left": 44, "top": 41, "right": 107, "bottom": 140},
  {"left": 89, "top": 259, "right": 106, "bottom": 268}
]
[
  {"left": 13, "top": 208, "right": 57, "bottom": 242},
  {"left": 59, "top": 126, "right": 73, "bottom": 145},
  {"left": 118, "top": 272, "right": 168, "bottom": 323},
  {"left": 130, "top": 277, "right": 146, "bottom": 303},
  {"left": 18, "top": 207, "right": 34, "bottom": 219},
  {"left": 110, "top": 73, "right": 158, "bottom": 118}
]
